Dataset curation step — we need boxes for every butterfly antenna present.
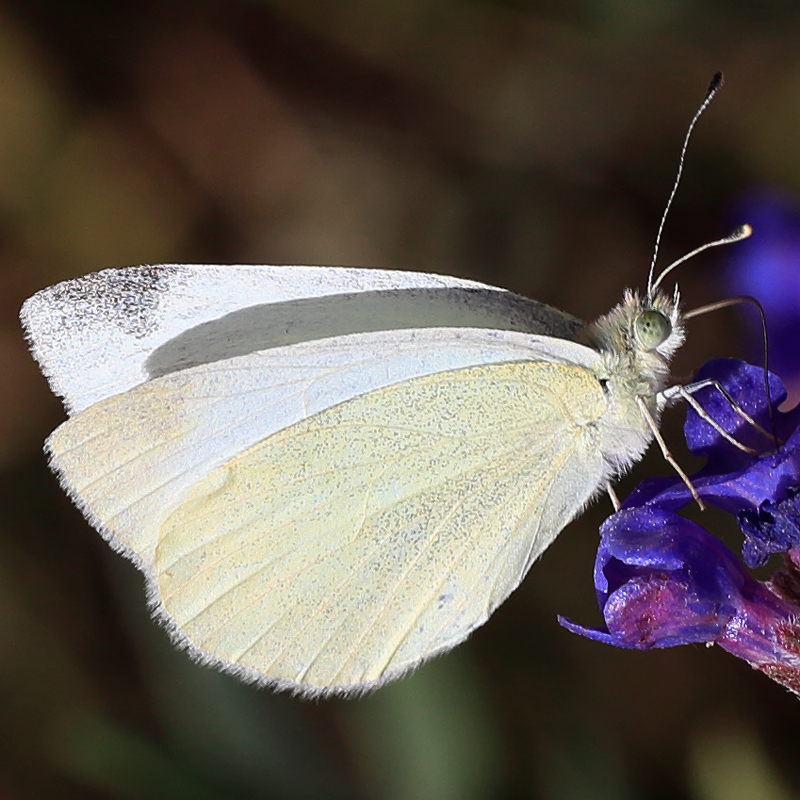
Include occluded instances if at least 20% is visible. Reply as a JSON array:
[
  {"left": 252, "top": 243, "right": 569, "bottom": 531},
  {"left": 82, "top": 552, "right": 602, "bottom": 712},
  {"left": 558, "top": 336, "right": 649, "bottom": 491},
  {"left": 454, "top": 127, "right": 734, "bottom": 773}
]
[
  {"left": 647, "top": 72, "right": 724, "bottom": 301},
  {"left": 650, "top": 223, "right": 752, "bottom": 295}
]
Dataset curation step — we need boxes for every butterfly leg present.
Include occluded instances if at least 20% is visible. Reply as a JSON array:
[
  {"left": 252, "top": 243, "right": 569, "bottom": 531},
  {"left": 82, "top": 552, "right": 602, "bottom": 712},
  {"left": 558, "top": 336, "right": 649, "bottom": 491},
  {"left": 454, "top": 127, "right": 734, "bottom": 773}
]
[
  {"left": 662, "top": 380, "right": 777, "bottom": 450},
  {"left": 636, "top": 396, "right": 705, "bottom": 510},
  {"left": 671, "top": 385, "right": 759, "bottom": 454}
]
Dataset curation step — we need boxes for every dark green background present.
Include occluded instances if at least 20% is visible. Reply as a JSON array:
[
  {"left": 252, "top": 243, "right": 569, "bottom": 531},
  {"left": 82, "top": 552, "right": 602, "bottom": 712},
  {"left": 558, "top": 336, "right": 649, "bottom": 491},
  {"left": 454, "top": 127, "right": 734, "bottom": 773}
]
[{"left": 2, "top": 1, "right": 800, "bottom": 797}]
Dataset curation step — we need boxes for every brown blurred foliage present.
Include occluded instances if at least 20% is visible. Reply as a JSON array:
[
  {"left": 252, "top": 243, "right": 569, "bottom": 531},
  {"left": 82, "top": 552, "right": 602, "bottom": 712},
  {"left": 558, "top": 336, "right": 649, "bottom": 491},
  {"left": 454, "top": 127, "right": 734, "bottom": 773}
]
[{"left": 3, "top": 1, "right": 800, "bottom": 798}]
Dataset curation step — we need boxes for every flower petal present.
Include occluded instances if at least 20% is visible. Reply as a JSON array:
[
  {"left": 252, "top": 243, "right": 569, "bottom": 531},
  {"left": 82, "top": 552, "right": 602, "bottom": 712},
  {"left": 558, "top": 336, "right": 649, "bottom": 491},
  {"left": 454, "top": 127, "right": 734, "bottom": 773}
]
[
  {"left": 623, "top": 360, "right": 800, "bottom": 563},
  {"left": 560, "top": 507, "right": 746, "bottom": 648}
]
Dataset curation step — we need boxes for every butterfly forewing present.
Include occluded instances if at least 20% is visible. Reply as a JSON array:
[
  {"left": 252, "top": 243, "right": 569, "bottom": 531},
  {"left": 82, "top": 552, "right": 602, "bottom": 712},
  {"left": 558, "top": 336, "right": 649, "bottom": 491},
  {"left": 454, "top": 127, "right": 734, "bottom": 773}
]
[{"left": 22, "top": 265, "right": 583, "bottom": 414}]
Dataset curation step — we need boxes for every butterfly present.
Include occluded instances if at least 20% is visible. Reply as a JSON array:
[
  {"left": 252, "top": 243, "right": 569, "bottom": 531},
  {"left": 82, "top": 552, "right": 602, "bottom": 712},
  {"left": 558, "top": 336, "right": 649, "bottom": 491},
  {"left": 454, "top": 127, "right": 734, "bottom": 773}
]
[
  {"left": 20, "top": 261, "right": 689, "bottom": 697},
  {"left": 20, "top": 74, "right": 737, "bottom": 698}
]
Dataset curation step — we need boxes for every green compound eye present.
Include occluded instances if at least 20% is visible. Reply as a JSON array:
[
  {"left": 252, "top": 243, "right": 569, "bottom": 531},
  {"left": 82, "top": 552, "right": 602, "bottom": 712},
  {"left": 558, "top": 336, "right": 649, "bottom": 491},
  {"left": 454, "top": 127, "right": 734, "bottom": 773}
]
[{"left": 635, "top": 310, "right": 671, "bottom": 351}]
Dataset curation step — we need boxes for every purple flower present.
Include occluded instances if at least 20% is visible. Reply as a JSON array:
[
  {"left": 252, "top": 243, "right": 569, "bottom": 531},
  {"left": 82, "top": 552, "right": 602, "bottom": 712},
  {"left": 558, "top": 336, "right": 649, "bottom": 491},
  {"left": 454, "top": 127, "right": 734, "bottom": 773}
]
[
  {"left": 559, "top": 507, "right": 800, "bottom": 695},
  {"left": 623, "top": 359, "right": 800, "bottom": 567},
  {"left": 560, "top": 359, "right": 800, "bottom": 697},
  {"left": 560, "top": 507, "right": 748, "bottom": 650}
]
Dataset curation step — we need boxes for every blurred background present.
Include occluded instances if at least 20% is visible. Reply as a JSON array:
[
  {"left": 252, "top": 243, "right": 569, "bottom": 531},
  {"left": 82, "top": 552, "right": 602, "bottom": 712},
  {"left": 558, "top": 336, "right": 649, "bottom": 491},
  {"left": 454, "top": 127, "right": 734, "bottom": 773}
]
[{"left": 3, "top": 1, "right": 800, "bottom": 798}]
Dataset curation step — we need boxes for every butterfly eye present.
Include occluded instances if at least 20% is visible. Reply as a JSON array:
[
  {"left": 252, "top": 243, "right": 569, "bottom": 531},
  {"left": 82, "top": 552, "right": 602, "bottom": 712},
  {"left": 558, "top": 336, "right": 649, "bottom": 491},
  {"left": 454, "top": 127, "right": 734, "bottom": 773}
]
[{"left": 635, "top": 310, "right": 671, "bottom": 350}]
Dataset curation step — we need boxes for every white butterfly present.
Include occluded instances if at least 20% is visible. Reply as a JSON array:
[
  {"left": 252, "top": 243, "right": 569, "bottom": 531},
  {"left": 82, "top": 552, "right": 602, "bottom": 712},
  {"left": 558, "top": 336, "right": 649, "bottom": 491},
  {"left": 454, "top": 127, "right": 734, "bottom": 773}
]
[
  {"left": 24, "top": 74, "right": 746, "bottom": 698},
  {"left": 21, "top": 263, "right": 687, "bottom": 697}
]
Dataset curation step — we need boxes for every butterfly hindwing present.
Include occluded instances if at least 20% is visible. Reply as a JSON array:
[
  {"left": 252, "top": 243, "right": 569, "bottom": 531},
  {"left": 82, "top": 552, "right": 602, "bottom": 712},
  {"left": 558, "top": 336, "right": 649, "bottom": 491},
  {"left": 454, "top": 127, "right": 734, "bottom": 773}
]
[
  {"left": 46, "top": 328, "right": 602, "bottom": 569},
  {"left": 153, "top": 360, "right": 607, "bottom": 696}
]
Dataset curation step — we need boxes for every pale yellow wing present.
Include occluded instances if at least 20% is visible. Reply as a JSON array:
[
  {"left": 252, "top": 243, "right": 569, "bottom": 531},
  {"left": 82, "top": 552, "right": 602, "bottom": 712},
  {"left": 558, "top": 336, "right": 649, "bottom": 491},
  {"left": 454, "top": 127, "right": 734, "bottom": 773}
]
[
  {"left": 154, "top": 361, "right": 606, "bottom": 696},
  {"left": 45, "top": 328, "right": 598, "bottom": 571}
]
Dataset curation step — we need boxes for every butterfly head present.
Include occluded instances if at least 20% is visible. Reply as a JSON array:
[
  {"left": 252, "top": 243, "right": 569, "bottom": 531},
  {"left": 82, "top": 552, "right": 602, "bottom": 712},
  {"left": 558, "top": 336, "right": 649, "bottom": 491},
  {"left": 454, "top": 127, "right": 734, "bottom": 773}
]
[{"left": 586, "top": 287, "right": 686, "bottom": 394}]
